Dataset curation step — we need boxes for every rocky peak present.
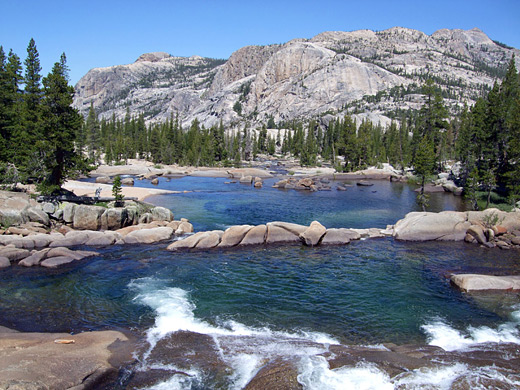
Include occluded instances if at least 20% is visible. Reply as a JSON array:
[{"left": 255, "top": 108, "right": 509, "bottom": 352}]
[
  {"left": 135, "top": 52, "right": 172, "bottom": 63},
  {"left": 74, "top": 27, "right": 520, "bottom": 130}
]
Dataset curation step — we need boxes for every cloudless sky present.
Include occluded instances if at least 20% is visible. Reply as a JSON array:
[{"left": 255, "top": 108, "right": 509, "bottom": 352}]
[{"left": 1, "top": 0, "right": 519, "bottom": 85}]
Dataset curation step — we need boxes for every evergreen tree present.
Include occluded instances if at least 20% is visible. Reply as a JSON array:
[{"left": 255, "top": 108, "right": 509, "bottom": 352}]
[
  {"left": 18, "top": 38, "right": 43, "bottom": 175},
  {"left": 414, "top": 135, "right": 435, "bottom": 211},
  {"left": 85, "top": 103, "right": 100, "bottom": 162},
  {"left": 0, "top": 49, "right": 23, "bottom": 163},
  {"left": 38, "top": 53, "right": 85, "bottom": 193}
]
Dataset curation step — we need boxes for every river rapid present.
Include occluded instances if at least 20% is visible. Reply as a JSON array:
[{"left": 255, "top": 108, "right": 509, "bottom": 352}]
[{"left": 1, "top": 177, "right": 519, "bottom": 389}]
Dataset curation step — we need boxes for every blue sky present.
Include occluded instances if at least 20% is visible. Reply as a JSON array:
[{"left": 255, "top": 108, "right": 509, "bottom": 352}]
[{"left": 1, "top": 0, "right": 519, "bottom": 85}]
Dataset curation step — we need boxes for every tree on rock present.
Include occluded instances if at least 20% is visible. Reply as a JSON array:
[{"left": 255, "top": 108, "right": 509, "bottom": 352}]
[
  {"left": 414, "top": 135, "right": 435, "bottom": 211},
  {"left": 38, "top": 53, "right": 86, "bottom": 194}
]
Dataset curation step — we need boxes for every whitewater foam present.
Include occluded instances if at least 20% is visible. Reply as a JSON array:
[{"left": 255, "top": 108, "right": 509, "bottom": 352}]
[
  {"left": 129, "top": 277, "right": 338, "bottom": 387},
  {"left": 422, "top": 306, "right": 520, "bottom": 351},
  {"left": 298, "top": 357, "right": 394, "bottom": 390},
  {"left": 130, "top": 277, "right": 520, "bottom": 389}
]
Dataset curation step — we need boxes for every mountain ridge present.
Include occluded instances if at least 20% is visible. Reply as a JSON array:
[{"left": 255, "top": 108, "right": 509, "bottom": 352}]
[{"left": 73, "top": 26, "right": 519, "bottom": 129}]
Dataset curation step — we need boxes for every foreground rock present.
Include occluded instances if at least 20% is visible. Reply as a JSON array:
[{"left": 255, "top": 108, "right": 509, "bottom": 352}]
[
  {"left": 451, "top": 274, "right": 520, "bottom": 292},
  {"left": 0, "top": 326, "right": 134, "bottom": 390}
]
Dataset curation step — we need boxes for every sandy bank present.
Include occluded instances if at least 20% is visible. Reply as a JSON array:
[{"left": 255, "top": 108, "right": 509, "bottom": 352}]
[{"left": 63, "top": 180, "right": 178, "bottom": 201}]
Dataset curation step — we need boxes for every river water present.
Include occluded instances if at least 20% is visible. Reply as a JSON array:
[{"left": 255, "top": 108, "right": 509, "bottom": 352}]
[{"left": 1, "top": 177, "right": 519, "bottom": 389}]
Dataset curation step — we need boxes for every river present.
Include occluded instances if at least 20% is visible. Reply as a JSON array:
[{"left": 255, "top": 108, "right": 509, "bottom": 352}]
[{"left": 1, "top": 176, "right": 519, "bottom": 389}]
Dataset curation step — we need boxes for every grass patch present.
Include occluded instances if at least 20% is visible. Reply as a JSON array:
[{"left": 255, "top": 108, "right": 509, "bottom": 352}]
[{"left": 475, "top": 191, "right": 513, "bottom": 212}]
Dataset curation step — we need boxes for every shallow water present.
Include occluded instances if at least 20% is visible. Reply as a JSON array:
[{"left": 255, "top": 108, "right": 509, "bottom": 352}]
[{"left": 1, "top": 176, "right": 519, "bottom": 389}]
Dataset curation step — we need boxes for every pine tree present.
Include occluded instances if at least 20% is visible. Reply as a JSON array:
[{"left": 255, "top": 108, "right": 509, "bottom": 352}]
[
  {"left": 84, "top": 103, "right": 100, "bottom": 162},
  {"left": 17, "top": 38, "right": 43, "bottom": 177},
  {"left": 414, "top": 135, "right": 435, "bottom": 211},
  {"left": 0, "top": 49, "right": 23, "bottom": 164},
  {"left": 38, "top": 53, "right": 85, "bottom": 193}
]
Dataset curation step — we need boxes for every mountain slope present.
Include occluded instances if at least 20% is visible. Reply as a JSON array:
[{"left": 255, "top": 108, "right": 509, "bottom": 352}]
[{"left": 73, "top": 27, "right": 519, "bottom": 128}]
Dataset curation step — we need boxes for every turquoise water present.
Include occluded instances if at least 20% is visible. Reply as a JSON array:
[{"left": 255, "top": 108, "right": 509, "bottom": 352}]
[
  {"left": 1, "top": 239, "right": 518, "bottom": 343},
  {"left": 1, "top": 177, "right": 519, "bottom": 388},
  {"left": 142, "top": 176, "right": 464, "bottom": 231}
]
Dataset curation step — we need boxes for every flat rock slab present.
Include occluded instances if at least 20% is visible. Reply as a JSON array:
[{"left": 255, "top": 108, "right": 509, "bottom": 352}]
[
  {"left": 393, "top": 211, "right": 470, "bottom": 241},
  {"left": 451, "top": 274, "right": 520, "bottom": 292},
  {"left": 0, "top": 328, "right": 134, "bottom": 390}
]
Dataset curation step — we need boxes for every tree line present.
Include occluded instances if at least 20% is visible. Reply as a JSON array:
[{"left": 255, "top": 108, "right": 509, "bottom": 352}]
[{"left": 0, "top": 39, "right": 87, "bottom": 194}]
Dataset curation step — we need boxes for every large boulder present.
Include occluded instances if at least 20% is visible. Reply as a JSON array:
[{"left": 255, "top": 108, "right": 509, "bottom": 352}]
[
  {"left": 151, "top": 206, "right": 174, "bottom": 222},
  {"left": 0, "top": 247, "right": 31, "bottom": 261},
  {"left": 40, "top": 256, "right": 76, "bottom": 268},
  {"left": 0, "top": 235, "right": 35, "bottom": 249},
  {"left": 95, "top": 176, "right": 111, "bottom": 183},
  {"left": 239, "top": 175, "right": 253, "bottom": 184},
  {"left": 0, "top": 190, "right": 31, "bottom": 226},
  {"left": 467, "top": 225, "right": 487, "bottom": 244},
  {"left": 124, "top": 226, "right": 173, "bottom": 244},
  {"left": 175, "top": 221, "right": 194, "bottom": 235},
  {"left": 300, "top": 221, "right": 326, "bottom": 246},
  {"left": 73, "top": 205, "right": 106, "bottom": 230},
  {"left": 101, "top": 207, "right": 130, "bottom": 230},
  {"left": 265, "top": 224, "right": 300, "bottom": 243},
  {"left": 268, "top": 221, "right": 308, "bottom": 236},
  {"left": 85, "top": 231, "right": 119, "bottom": 246},
  {"left": 26, "top": 206, "right": 50, "bottom": 226},
  {"left": 321, "top": 228, "right": 360, "bottom": 245},
  {"left": 218, "top": 225, "right": 253, "bottom": 248},
  {"left": 49, "top": 230, "right": 92, "bottom": 247},
  {"left": 0, "top": 256, "right": 10, "bottom": 268},
  {"left": 195, "top": 230, "right": 224, "bottom": 249},
  {"left": 167, "top": 232, "right": 208, "bottom": 250},
  {"left": 240, "top": 225, "right": 267, "bottom": 245},
  {"left": 18, "top": 248, "right": 51, "bottom": 267},
  {"left": 31, "top": 233, "right": 62, "bottom": 248},
  {"left": 451, "top": 274, "right": 520, "bottom": 292},
  {"left": 393, "top": 211, "right": 471, "bottom": 241},
  {"left": 62, "top": 202, "right": 76, "bottom": 223}
]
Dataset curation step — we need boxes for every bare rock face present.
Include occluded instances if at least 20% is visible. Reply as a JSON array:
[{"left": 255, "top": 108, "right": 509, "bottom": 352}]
[
  {"left": 74, "top": 27, "right": 519, "bottom": 131},
  {"left": 0, "top": 328, "right": 134, "bottom": 390}
]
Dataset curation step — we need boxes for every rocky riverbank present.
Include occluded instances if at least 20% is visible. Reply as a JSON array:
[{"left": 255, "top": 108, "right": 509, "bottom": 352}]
[{"left": 0, "top": 326, "right": 136, "bottom": 390}]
